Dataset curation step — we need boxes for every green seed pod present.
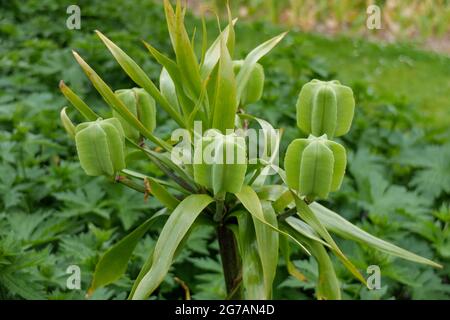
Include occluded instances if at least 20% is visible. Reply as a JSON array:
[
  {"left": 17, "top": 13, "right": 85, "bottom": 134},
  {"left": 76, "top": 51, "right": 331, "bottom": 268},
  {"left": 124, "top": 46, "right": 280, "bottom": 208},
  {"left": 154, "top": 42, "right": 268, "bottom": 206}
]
[
  {"left": 296, "top": 79, "right": 355, "bottom": 138},
  {"left": 193, "top": 130, "right": 247, "bottom": 195},
  {"left": 113, "top": 88, "right": 156, "bottom": 141},
  {"left": 284, "top": 134, "right": 347, "bottom": 201},
  {"left": 75, "top": 118, "right": 126, "bottom": 177},
  {"left": 233, "top": 60, "right": 265, "bottom": 106}
]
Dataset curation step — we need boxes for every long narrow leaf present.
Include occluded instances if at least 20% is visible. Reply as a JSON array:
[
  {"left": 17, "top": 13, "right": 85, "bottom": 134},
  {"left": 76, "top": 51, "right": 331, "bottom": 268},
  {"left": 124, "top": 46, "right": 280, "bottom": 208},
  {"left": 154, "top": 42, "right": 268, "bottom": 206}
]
[
  {"left": 236, "top": 32, "right": 287, "bottom": 104},
  {"left": 211, "top": 38, "right": 237, "bottom": 132},
  {"left": 236, "top": 211, "right": 266, "bottom": 299},
  {"left": 279, "top": 235, "right": 307, "bottom": 282},
  {"left": 143, "top": 41, "right": 194, "bottom": 118},
  {"left": 288, "top": 228, "right": 341, "bottom": 300},
  {"left": 132, "top": 194, "right": 213, "bottom": 299},
  {"left": 294, "top": 195, "right": 367, "bottom": 285},
  {"left": 235, "top": 186, "right": 310, "bottom": 255},
  {"left": 200, "top": 18, "right": 238, "bottom": 80},
  {"left": 251, "top": 201, "right": 279, "bottom": 298},
  {"left": 88, "top": 210, "right": 167, "bottom": 294},
  {"left": 311, "top": 202, "right": 442, "bottom": 268},
  {"left": 59, "top": 81, "right": 98, "bottom": 121},
  {"left": 147, "top": 177, "right": 180, "bottom": 210},
  {"left": 95, "top": 31, "right": 184, "bottom": 127},
  {"left": 72, "top": 51, "right": 170, "bottom": 151}
]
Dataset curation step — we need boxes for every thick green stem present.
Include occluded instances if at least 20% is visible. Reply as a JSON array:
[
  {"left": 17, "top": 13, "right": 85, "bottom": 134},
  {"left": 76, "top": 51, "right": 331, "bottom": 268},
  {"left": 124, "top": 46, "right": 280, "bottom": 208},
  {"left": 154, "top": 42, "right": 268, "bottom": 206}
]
[{"left": 217, "top": 222, "right": 242, "bottom": 299}]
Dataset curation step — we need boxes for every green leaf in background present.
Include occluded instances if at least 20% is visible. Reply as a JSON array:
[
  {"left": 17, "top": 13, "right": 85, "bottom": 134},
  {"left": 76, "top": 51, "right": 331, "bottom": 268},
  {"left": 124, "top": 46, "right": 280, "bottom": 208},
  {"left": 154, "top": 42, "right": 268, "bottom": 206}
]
[
  {"left": 310, "top": 202, "right": 442, "bottom": 268},
  {"left": 132, "top": 194, "right": 213, "bottom": 299},
  {"left": 88, "top": 209, "right": 167, "bottom": 295}
]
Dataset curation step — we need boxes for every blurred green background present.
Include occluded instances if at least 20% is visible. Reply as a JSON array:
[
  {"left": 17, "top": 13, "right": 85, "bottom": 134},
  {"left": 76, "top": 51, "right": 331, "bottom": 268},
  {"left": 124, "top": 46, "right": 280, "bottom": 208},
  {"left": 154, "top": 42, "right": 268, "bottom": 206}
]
[{"left": 0, "top": 0, "right": 449, "bottom": 299}]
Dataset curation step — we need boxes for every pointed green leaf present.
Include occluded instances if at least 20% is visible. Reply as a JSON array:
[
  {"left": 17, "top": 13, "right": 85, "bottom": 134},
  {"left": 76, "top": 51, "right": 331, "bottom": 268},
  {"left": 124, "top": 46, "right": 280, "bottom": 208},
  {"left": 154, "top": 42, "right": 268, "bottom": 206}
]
[
  {"left": 147, "top": 177, "right": 180, "bottom": 210},
  {"left": 132, "top": 194, "right": 213, "bottom": 299},
  {"left": 60, "top": 107, "right": 76, "bottom": 138},
  {"left": 89, "top": 210, "right": 167, "bottom": 294},
  {"left": 159, "top": 68, "right": 181, "bottom": 113},
  {"left": 308, "top": 239, "right": 341, "bottom": 300},
  {"left": 294, "top": 195, "right": 367, "bottom": 285},
  {"left": 310, "top": 202, "right": 442, "bottom": 268},
  {"left": 235, "top": 186, "right": 310, "bottom": 255},
  {"left": 236, "top": 32, "right": 286, "bottom": 104},
  {"left": 211, "top": 39, "right": 237, "bottom": 132},
  {"left": 143, "top": 41, "right": 194, "bottom": 117},
  {"left": 72, "top": 51, "right": 170, "bottom": 151},
  {"left": 279, "top": 235, "right": 307, "bottom": 282},
  {"left": 95, "top": 30, "right": 184, "bottom": 127},
  {"left": 59, "top": 81, "right": 98, "bottom": 121},
  {"left": 236, "top": 211, "right": 266, "bottom": 299},
  {"left": 251, "top": 201, "right": 279, "bottom": 298},
  {"left": 200, "top": 18, "right": 238, "bottom": 80}
]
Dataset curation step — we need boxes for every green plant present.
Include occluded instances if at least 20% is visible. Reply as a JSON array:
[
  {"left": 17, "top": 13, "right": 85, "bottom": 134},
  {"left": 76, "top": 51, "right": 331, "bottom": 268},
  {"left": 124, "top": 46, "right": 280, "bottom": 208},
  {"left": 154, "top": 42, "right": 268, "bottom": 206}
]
[{"left": 56, "top": 0, "right": 441, "bottom": 300}]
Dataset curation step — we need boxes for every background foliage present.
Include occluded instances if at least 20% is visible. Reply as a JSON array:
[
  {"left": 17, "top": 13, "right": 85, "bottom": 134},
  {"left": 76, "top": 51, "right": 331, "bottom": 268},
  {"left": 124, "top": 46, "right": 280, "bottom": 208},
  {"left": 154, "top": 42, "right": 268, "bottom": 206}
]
[{"left": 0, "top": 0, "right": 449, "bottom": 299}]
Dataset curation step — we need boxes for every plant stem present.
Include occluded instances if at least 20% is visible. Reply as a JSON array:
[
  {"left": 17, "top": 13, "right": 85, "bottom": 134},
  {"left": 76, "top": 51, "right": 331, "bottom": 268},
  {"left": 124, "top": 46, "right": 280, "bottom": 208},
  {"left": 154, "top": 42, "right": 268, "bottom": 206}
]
[
  {"left": 214, "top": 199, "right": 225, "bottom": 222},
  {"left": 217, "top": 223, "right": 242, "bottom": 299}
]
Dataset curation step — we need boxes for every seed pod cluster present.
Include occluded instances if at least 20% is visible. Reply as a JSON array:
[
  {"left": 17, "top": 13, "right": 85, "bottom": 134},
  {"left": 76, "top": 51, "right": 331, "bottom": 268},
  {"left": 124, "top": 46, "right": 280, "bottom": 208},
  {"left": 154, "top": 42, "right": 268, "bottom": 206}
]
[
  {"left": 284, "top": 135, "right": 346, "bottom": 201},
  {"left": 75, "top": 118, "right": 126, "bottom": 177},
  {"left": 114, "top": 88, "right": 156, "bottom": 141},
  {"left": 193, "top": 130, "right": 247, "bottom": 195},
  {"left": 286, "top": 79, "right": 354, "bottom": 201},
  {"left": 296, "top": 79, "right": 355, "bottom": 138},
  {"left": 233, "top": 60, "right": 265, "bottom": 106}
]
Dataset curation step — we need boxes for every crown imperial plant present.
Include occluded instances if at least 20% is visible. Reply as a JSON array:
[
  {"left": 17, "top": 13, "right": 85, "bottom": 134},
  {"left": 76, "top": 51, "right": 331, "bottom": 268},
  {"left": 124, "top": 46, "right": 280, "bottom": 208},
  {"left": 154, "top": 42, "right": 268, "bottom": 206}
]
[{"left": 57, "top": 0, "right": 440, "bottom": 301}]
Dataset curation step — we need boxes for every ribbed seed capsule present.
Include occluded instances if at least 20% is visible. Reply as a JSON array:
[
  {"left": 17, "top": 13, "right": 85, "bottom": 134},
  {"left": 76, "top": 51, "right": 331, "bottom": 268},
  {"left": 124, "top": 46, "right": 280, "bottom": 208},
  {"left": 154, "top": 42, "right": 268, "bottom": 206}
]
[
  {"left": 193, "top": 130, "right": 247, "bottom": 195},
  {"left": 114, "top": 88, "right": 156, "bottom": 141},
  {"left": 75, "top": 118, "right": 126, "bottom": 177},
  {"left": 297, "top": 79, "right": 355, "bottom": 138},
  {"left": 284, "top": 135, "right": 347, "bottom": 201},
  {"left": 233, "top": 60, "right": 265, "bottom": 106}
]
